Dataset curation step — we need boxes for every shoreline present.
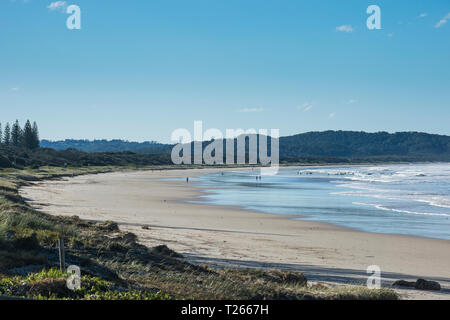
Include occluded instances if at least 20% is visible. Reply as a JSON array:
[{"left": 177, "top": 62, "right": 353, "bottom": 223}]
[
  {"left": 20, "top": 167, "right": 450, "bottom": 300},
  {"left": 180, "top": 165, "right": 449, "bottom": 242}
]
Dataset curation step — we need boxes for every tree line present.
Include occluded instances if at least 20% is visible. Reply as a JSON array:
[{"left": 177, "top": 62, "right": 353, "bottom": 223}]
[{"left": 0, "top": 120, "right": 40, "bottom": 149}]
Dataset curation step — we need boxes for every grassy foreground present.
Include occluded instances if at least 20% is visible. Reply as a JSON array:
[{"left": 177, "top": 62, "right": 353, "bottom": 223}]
[{"left": 0, "top": 166, "right": 398, "bottom": 300}]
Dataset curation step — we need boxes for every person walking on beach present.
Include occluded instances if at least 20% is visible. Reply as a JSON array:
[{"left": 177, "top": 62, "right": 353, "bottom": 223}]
[{"left": 186, "top": 177, "right": 189, "bottom": 183}]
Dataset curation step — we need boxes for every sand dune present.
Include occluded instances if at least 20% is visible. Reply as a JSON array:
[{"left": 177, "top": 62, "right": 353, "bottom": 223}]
[{"left": 20, "top": 168, "right": 450, "bottom": 300}]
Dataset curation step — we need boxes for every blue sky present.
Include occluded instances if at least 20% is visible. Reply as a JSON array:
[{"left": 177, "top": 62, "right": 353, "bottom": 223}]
[{"left": 1, "top": 0, "right": 449, "bottom": 142}]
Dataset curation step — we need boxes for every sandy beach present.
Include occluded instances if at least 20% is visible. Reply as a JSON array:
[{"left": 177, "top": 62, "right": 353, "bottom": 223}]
[{"left": 20, "top": 168, "right": 450, "bottom": 300}]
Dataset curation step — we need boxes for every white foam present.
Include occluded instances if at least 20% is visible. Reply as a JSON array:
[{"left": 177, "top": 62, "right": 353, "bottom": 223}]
[
  {"left": 323, "top": 164, "right": 450, "bottom": 214},
  {"left": 352, "top": 202, "right": 450, "bottom": 217}
]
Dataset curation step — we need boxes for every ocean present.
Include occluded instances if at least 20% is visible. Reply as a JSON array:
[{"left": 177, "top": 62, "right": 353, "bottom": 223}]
[{"left": 188, "top": 163, "right": 450, "bottom": 240}]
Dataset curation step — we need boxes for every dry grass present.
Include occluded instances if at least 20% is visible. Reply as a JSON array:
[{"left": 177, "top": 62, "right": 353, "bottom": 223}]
[{"left": 131, "top": 267, "right": 397, "bottom": 300}]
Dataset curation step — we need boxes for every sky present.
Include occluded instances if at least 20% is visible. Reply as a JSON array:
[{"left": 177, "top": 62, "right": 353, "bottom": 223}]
[{"left": 0, "top": 0, "right": 449, "bottom": 143}]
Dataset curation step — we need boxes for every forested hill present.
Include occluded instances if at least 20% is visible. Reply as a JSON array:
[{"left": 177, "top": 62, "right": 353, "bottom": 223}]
[
  {"left": 278, "top": 131, "right": 450, "bottom": 160},
  {"left": 40, "top": 139, "right": 172, "bottom": 154},
  {"left": 41, "top": 131, "right": 450, "bottom": 162}
]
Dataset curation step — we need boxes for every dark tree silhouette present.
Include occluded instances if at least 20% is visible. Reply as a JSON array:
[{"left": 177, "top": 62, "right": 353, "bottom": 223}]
[
  {"left": 3, "top": 123, "right": 11, "bottom": 145},
  {"left": 32, "top": 121, "right": 40, "bottom": 149},
  {"left": 23, "top": 120, "right": 35, "bottom": 149},
  {"left": 11, "top": 120, "right": 22, "bottom": 147}
]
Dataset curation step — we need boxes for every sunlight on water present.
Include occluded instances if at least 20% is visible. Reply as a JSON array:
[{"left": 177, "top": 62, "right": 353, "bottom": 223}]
[{"left": 189, "top": 164, "right": 450, "bottom": 240}]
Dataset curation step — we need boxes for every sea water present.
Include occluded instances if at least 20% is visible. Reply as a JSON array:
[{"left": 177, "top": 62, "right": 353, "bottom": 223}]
[{"left": 188, "top": 163, "right": 450, "bottom": 240}]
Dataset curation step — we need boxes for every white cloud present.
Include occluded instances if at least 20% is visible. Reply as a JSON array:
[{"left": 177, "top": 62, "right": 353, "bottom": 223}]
[
  {"left": 10, "top": 87, "right": 19, "bottom": 92},
  {"left": 418, "top": 13, "right": 428, "bottom": 18},
  {"left": 387, "top": 33, "right": 394, "bottom": 38},
  {"left": 329, "top": 113, "right": 336, "bottom": 119},
  {"left": 435, "top": 19, "right": 447, "bottom": 28},
  {"left": 435, "top": 13, "right": 450, "bottom": 28},
  {"left": 238, "top": 108, "right": 264, "bottom": 113},
  {"left": 336, "top": 25, "right": 354, "bottom": 33},
  {"left": 47, "top": 1, "right": 67, "bottom": 12},
  {"left": 298, "top": 103, "right": 313, "bottom": 112},
  {"left": 347, "top": 99, "right": 357, "bottom": 104}
]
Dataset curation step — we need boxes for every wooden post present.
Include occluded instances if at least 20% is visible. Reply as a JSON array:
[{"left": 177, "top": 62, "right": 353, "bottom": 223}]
[{"left": 58, "top": 238, "right": 65, "bottom": 272}]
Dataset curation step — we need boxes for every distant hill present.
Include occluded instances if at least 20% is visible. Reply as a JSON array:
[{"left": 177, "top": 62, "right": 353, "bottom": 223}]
[
  {"left": 0, "top": 144, "right": 171, "bottom": 168},
  {"left": 40, "top": 139, "right": 172, "bottom": 154},
  {"left": 278, "top": 131, "right": 450, "bottom": 161},
  {"left": 40, "top": 131, "right": 450, "bottom": 163}
]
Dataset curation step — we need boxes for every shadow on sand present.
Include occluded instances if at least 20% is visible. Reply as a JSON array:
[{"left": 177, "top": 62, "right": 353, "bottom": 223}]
[{"left": 183, "top": 254, "right": 450, "bottom": 297}]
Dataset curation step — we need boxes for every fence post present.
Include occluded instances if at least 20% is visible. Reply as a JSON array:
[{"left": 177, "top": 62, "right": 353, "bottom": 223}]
[{"left": 58, "top": 238, "right": 65, "bottom": 272}]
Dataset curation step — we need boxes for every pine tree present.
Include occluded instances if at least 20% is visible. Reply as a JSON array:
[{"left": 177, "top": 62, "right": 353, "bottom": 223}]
[
  {"left": 23, "top": 120, "right": 34, "bottom": 149},
  {"left": 3, "top": 123, "right": 11, "bottom": 145},
  {"left": 32, "top": 121, "right": 40, "bottom": 149},
  {"left": 11, "top": 120, "right": 22, "bottom": 147},
  {"left": 0, "top": 123, "right": 2, "bottom": 145}
]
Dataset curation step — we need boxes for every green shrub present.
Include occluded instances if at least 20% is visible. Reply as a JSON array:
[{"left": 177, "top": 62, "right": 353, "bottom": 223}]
[{"left": 0, "top": 155, "right": 12, "bottom": 168}]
